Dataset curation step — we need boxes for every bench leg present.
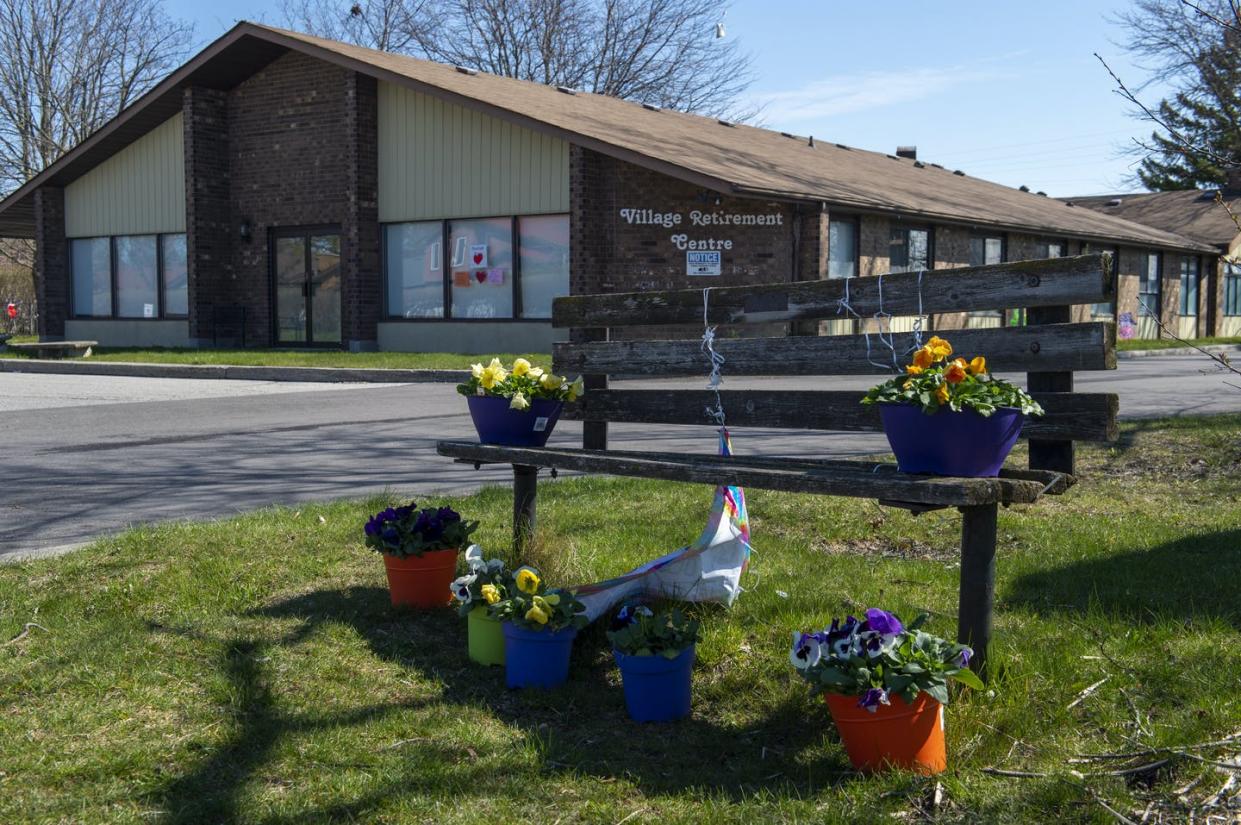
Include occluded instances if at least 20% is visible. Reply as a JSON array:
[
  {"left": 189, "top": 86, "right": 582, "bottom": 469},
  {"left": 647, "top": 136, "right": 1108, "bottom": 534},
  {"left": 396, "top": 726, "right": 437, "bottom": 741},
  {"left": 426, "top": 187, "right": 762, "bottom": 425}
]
[
  {"left": 513, "top": 464, "right": 538, "bottom": 555},
  {"left": 957, "top": 502, "right": 998, "bottom": 680}
]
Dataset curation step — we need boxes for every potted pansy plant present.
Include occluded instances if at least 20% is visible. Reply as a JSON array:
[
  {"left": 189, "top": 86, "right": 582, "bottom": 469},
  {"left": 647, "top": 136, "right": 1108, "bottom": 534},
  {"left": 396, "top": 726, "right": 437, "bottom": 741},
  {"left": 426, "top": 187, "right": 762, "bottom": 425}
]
[
  {"left": 457, "top": 357, "right": 584, "bottom": 447},
  {"left": 488, "top": 563, "right": 587, "bottom": 689},
  {"left": 449, "top": 545, "right": 511, "bottom": 666},
  {"left": 363, "top": 502, "right": 477, "bottom": 608},
  {"left": 607, "top": 604, "right": 701, "bottom": 722},
  {"left": 862, "top": 335, "right": 1044, "bottom": 477},
  {"left": 790, "top": 608, "right": 982, "bottom": 775}
]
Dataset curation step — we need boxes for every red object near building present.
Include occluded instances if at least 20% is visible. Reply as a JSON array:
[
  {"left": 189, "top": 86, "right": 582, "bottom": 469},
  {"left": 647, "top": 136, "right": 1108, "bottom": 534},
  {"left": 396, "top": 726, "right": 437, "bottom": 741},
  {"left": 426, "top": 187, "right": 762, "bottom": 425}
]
[{"left": 5, "top": 303, "right": 15, "bottom": 319}]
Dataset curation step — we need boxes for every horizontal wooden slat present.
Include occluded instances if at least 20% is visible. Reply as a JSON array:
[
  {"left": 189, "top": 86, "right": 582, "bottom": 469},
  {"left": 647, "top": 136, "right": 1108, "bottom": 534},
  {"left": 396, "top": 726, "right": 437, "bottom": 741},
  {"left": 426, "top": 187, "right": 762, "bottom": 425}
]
[
  {"left": 552, "top": 253, "right": 1112, "bottom": 328},
  {"left": 565, "top": 390, "right": 1119, "bottom": 442},
  {"left": 554, "top": 322, "right": 1116, "bottom": 376},
  {"left": 436, "top": 441, "right": 1046, "bottom": 506}
]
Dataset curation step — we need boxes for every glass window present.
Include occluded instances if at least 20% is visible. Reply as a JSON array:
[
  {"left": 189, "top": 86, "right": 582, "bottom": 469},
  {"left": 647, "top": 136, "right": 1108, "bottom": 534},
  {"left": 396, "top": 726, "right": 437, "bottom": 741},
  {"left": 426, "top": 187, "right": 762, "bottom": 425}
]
[
  {"left": 161, "top": 234, "right": 188, "bottom": 316},
  {"left": 889, "top": 226, "right": 930, "bottom": 272},
  {"left": 1226, "top": 262, "right": 1241, "bottom": 316},
  {"left": 71, "top": 237, "right": 111, "bottom": 317},
  {"left": 1139, "top": 252, "right": 1161, "bottom": 317},
  {"left": 1179, "top": 256, "right": 1200, "bottom": 317},
  {"left": 828, "top": 218, "right": 857, "bottom": 279},
  {"left": 1042, "top": 240, "right": 1066, "bottom": 259},
  {"left": 113, "top": 235, "right": 158, "bottom": 319},
  {"left": 518, "top": 214, "right": 569, "bottom": 319},
  {"left": 969, "top": 234, "right": 1005, "bottom": 267},
  {"left": 384, "top": 221, "right": 444, "bottom": 318},
  {"left": 449, "top": 217, "right": 513, "bottom": 319}
]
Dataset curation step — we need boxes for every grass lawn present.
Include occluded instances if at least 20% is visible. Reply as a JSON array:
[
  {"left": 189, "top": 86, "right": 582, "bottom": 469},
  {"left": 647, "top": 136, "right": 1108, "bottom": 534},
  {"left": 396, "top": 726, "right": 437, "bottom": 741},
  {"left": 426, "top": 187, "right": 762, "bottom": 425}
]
[
  {"left": 2, "top": 417, "right": 1240, "bottom": 823},
  {"left": 0, "top": 344, "right": 545, "bottom": 371},
  {"left": 1117, "top": 335, "right": 1241, "bottom": 351}
]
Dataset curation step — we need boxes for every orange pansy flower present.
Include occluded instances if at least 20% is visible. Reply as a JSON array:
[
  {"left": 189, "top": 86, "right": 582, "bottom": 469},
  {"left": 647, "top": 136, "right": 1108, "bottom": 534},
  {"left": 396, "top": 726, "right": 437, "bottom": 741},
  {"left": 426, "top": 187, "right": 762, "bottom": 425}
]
[
  {"left": 905, "top": 364, "right": 924, "bottom": 375},
  {"left": 945, "top": 359, "right": 968, "bottom": 384},
  {"left": 935, "top": 383, "right": 951, "bottom": 404},
  {"left": 912, "top": 347, "right": 934, "bottom": 369}
]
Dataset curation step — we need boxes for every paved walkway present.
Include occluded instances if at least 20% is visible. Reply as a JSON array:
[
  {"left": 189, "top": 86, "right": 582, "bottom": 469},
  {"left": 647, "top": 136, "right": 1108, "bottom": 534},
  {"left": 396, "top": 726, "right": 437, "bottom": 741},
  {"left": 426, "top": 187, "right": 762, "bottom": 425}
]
[{"left": 2, "top": 355, "right": 1237, "bottom": 559}]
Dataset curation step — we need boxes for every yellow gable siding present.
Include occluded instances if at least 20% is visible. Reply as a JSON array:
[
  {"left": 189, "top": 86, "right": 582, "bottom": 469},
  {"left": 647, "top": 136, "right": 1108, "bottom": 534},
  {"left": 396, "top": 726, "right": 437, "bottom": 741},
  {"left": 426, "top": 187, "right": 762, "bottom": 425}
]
[
  {"left": 378, "top": 82, "right": 569, "bottom": 222},
  {"left": 65, "top": 113, "right": 186, "bottom": 237}
]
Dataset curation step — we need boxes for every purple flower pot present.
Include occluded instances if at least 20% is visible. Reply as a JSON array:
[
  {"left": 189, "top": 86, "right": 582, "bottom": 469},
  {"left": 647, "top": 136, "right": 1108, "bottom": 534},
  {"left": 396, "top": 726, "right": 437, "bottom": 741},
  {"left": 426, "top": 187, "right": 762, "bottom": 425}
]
[
  {"left": 879, "top": 403, "right": 1024, "bottom": 477},
  {"left": 466, "top": 395, "right": 563, "bottom": 447}
]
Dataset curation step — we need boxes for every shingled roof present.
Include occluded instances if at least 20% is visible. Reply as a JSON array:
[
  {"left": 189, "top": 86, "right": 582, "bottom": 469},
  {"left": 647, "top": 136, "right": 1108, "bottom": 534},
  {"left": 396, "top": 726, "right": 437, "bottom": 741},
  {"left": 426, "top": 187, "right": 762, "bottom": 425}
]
[
  {"left": 0, "top": 22, "right": 1217, "bottom": 254},
  {"left": 1066, "top": 190, "right": 1240, "bottom": 252}
]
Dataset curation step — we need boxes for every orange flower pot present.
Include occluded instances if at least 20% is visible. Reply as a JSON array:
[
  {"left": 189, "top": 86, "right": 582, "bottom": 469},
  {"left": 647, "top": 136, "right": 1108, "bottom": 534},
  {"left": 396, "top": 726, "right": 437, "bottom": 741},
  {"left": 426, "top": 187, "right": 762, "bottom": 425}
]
[
  {"left": 381, "top": 548, "right": 459, "bottom": 608},
  {"left": 824, "top": 692, "right": 947, "bottom": 775}
]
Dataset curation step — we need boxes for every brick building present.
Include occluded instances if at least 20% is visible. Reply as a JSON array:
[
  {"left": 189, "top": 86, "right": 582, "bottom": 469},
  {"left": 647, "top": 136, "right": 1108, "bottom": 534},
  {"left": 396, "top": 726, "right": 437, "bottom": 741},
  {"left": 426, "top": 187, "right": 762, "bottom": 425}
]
[{"left": 0, "top": 22, "right": 1220, "bottom": 351}]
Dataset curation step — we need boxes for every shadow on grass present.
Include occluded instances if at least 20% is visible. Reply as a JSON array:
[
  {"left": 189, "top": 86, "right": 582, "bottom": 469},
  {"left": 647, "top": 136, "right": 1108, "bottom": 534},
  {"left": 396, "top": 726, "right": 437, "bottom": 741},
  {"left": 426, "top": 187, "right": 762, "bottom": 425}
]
[
  {"left": 150, "top": 585, "right": 854, "bottom": 822},
  {"left": 1005, "top": 528, "right": 1241, "bottom": 628}
]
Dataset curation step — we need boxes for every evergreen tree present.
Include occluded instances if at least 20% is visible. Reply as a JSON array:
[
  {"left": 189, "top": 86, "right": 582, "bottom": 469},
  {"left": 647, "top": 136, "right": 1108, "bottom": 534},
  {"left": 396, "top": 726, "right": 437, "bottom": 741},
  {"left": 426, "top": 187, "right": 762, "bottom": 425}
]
[{"left": 1137, "top": 29, "right": 1241, "bottom": 190}]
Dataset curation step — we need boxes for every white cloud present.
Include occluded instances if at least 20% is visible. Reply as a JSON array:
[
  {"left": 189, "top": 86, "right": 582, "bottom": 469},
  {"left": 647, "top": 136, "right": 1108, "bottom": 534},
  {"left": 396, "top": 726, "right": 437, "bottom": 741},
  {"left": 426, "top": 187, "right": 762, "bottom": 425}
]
[{"left": 750, "top": 65, "right": 999, "bottom": 125}]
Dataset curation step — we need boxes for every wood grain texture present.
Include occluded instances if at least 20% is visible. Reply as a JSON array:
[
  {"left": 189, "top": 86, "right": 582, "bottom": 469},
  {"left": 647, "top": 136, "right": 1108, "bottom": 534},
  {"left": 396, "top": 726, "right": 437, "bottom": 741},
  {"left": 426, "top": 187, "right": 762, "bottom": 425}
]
[
  {"left": 436, "top": 440, "right": 1046, "bottom": 505},
  {"left": 553, "top": 322, "right": 1116, "bottom": 376},
  {"left": 563, "top": 390, "right": 1119, "bottom": 442},
  {"left": 552, "top": 254, "right": 1112, "bottom": 328}
]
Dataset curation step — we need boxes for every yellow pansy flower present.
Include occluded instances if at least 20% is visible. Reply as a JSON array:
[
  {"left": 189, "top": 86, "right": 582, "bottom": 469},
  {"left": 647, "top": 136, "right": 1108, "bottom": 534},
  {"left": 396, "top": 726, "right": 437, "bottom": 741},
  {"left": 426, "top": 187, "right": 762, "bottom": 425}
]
[
  {"left": 525, "top": 604, "right": 549, "bottom": 625},
  {"left": 509, "top": 391, "right": 530, "bottom": 411},
  {"left": 542, "top": 593, "right": 560, "bottom": 606},
  {"left": 512, "top": 358, "right": 532, "bottom": 377},
  {"left": 905, "top": 364, "right": 924, "bottom": 375},
  {"left": 912, "top": 347, "right": 934, "bottom": 370},
  {"left": 539, "top": 372, "right": 563, "bottom": 391},
  {"left": 936, "top": 383, "right": 951, "bottom": 404},
  {"left": 926, "top": 336, "right": 953, "bottom": 361},
  {"left": 471, "top": 362, "right": 484, "bottom": 379},
  {"left": 567, "top": 376, "right": 585, "bottom": 402},
  {"left": 515, "top": 566, "right": 541, "bottom": 595},
  {"left": 481, "top": 584, "right": 500, "bottom": 605},
  {"left": 528, "top": 366, "right": 545, "bottom": 379},
  {"left": 968, "top": 356, "right": 987, "bottom": 375}
]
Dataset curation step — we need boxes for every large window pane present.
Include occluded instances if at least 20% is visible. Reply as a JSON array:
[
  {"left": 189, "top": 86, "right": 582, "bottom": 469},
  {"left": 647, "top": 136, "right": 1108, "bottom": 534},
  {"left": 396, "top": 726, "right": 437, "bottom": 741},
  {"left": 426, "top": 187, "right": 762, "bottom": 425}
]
[
  {"left": 71, "top": 237, "right": 111, "bottom": 317},
  {"left": 449, "top": 217, "right": 513, "bottom": 318},
  {"left": 969, "top": 235, "right": 1004, "bottom": 267},
  {"left": 1139, "top": 252, "right": 1161, "bottom": 317},
  {"left": 384, "top": 222, "right": 444, "bottom": 318},
  {"left": 1226, "top": 263, "right": 1241, "bottom": 316},
  {"left": 1179, "top": 256, "right": 1199, "bottom": 317},
  {"left": 161, "top": 234, "right": 188, "bottom": 316},
  {"left": 115, "top": 235, "right": 158, "bottom": 318},
  {"left": 828, "top": 218, "right": 857, "bottom": 279},
  {"left": 890, "top": 227, "right": 930, "bottom": 272},
  {"left": 518, "top": 214, "right": 568, "bottom": 319}
]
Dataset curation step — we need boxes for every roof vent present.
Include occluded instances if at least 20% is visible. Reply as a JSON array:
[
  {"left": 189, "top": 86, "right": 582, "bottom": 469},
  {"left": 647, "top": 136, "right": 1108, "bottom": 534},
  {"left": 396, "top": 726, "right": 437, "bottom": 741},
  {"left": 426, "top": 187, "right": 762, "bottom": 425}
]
[
  {"left": 809, "top": 136, "right": 815, "bottom": 148},
  {"left": 886, "top": 154, "right": 901, "bottom": 161},
  {"left": 1037, "top": 191, "right": 1047, "bottom": 196},
  {"left": 895, "top": 145, "right": 917, "bottom": 160},
  {"left": 780, "top": 131, "right": 796, "bottom": 138},
  {"left": 556, "top": 85, "right": 577, "bottom": 95},
  {"left": 930, "top": 162, "right": 944, "bottom": 169},
  {"left": 835, "top": 142, "right": 850, "bottom": 150},
  {"left": 717, "top": 118, "right": 735, "bottom": 127},
  {"left": 454, "top": 65, "right": 478, "bottom": 76},
  {"left": 1066, "top": 201, "right": 1075, "bottom": 207},
  {"left": 953, "top": 170, "right": 966, "bottom": 176},
  {"left": 913, "top": 160, "right": 925, "bottom": 168},
  {"left": 1106, "top": 198, "right": 1122, "bottom": 207},
  {"left": 642, "top": 102, "right": 661, "bottom": 112},
  {"left": 1019, "top": 185, "right": 1030, "bottom": 192}
]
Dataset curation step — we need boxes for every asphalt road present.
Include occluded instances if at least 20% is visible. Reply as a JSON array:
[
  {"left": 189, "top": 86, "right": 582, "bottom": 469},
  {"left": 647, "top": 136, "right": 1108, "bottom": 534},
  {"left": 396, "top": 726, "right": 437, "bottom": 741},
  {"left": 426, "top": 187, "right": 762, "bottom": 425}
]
[{"left": 1, "top": 355, "right": 1237, "bottom": 558}]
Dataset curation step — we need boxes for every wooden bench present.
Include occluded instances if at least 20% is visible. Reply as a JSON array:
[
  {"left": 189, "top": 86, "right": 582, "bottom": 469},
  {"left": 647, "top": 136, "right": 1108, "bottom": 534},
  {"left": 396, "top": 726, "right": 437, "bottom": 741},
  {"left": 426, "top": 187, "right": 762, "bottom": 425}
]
[
  {"left": 438, "top": 253, "right": 1119, "bottom": 675},
  {"left": 7, "top": 340, "right": 97, "bottom": 359}
]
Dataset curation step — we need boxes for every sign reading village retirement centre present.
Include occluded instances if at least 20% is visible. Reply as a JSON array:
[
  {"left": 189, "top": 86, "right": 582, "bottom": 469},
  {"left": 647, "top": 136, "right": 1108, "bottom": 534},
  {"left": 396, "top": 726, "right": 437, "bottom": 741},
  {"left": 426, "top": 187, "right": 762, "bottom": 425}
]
[{"left": 618, "top": 207, "right": 784, "bottom": 276}]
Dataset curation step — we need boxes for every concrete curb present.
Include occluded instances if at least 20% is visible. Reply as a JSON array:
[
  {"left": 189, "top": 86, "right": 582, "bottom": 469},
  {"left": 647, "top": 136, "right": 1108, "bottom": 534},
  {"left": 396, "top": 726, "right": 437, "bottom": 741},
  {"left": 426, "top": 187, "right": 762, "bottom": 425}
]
[
  {"left": 1117, "top": 344, "right": 1241, "bottom": 360},
  {"left": 0, "top": 357, "right": 466, "bottom": 384}
]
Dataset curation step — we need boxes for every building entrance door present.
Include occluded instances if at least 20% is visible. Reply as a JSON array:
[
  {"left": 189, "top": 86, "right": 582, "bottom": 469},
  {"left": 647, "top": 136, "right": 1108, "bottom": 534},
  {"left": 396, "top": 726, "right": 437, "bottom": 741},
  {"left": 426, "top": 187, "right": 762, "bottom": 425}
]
[{"left": 272, "top": 229, "right": 342, "bottom": 345}]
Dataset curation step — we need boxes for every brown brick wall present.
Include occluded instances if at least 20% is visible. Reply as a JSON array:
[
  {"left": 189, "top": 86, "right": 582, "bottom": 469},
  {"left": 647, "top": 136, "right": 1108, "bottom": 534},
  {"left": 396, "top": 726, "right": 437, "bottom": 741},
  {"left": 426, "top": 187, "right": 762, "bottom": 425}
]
[
  {"left": 569, "top": 146, "right": 798, "bottom": 339},
  {"left": 184, "top": 86, "right": 231, "bottom": 344},
  {"left": 34, "top": 187, "right": 66, "bottom": 339},
  {"left": 342, "top": 72, "right": 380, "bottom": 349}
]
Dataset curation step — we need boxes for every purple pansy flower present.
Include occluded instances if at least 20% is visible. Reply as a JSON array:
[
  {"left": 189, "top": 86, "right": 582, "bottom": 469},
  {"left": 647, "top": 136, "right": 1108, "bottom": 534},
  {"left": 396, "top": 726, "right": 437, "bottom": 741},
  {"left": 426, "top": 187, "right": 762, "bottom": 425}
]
[
  {"left": 864, "top": 608, "right": 904, "bottom": 637},
  {"left": 790, "top": 631, "right": 824, "bottom": 670},
  {"left": 954, "top": 647, "right": 972, "bottom": 669},
  {"left": 857, "top": 687, "right": 891, "bottom": 713}
]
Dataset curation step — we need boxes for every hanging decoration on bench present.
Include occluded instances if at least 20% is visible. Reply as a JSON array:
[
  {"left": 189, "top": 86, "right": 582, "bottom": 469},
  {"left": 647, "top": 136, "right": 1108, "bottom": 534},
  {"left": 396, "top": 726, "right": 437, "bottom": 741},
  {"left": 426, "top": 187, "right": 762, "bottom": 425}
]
[
  {"left": 574, "top": 286, "right": 751, "bottom": 621},
  {"left": 835, "top": 269, "right": 928, "bottom": 373}
]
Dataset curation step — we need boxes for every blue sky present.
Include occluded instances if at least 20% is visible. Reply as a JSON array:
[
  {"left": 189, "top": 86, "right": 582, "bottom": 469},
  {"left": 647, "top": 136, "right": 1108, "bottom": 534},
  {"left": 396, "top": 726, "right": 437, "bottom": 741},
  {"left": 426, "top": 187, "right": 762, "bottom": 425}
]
[{"left": 167, "top": 0, "right": 1166, "bottom": 197}]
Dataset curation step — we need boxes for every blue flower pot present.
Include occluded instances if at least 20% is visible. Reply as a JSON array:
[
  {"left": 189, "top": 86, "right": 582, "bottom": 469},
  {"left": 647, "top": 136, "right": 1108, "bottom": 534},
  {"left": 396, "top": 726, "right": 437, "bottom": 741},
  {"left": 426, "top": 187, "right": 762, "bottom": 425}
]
[
  {"left": 467, "top": 395, "right": 563, "bottom": 447},
  {"left": 613, "top": 645, "right": 695, "bottom": 722},
  {"left": 503, "top": 622, "right": 577, "bottom": 689},
  {"left": 879, "top": 403, "right": 1024, "bottom": 477}
]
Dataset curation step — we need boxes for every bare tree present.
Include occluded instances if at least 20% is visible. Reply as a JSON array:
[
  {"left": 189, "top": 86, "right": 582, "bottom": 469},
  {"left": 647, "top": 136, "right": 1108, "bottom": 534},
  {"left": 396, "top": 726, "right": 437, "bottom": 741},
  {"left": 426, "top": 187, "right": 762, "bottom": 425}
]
[
  {"left": 282, "top": 0, "right": 756, "bottom": 119},
  {"left": 0, "top": 0, "right": 192, "bottom": 199}
]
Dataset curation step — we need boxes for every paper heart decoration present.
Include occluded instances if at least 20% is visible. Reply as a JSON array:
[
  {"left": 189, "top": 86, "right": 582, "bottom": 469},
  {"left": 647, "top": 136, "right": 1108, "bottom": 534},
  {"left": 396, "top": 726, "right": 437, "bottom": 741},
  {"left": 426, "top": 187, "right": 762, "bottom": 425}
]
[
  {"left": 473, "top": 252, "right": 484, "bottom": 265},
  {"left": 475, "top": 270, "right": 487, "bottom": 283}
]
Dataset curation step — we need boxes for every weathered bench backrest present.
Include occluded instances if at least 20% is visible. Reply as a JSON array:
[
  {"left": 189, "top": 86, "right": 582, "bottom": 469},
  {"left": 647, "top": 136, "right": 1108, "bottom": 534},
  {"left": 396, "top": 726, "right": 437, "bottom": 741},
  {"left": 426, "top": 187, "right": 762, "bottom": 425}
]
[{"left": 551, "top": 254, "right": 1118, "bottom": 475}]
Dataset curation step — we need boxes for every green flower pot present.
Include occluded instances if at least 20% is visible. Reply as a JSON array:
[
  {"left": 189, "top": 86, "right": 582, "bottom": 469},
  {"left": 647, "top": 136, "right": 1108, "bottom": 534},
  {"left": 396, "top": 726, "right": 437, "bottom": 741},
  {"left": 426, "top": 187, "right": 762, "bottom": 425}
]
[{"left": 468, "top": 606, "right": 505, "bottom": 666}]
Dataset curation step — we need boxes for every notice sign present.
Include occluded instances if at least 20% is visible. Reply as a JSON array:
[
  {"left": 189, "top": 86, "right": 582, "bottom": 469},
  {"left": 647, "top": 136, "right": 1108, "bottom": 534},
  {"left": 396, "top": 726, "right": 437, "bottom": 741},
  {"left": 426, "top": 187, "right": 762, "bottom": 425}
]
[
  {"left": 687, "top": 250, "right": 721, "bottom": 276},
  {"left": 143, "top": 303, "right": 155, "bottom": 318}
]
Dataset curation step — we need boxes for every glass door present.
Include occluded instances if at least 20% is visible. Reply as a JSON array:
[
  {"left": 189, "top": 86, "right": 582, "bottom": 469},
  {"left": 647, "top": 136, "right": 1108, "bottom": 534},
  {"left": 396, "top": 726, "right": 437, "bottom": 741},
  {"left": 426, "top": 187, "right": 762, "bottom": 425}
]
[{"left": 272, "top": 229, "right": 342, "bottom": 346}]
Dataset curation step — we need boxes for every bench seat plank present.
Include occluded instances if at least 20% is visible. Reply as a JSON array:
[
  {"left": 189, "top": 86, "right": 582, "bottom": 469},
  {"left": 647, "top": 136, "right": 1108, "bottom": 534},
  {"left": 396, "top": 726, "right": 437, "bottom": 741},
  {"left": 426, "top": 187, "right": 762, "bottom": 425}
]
[
  {"left": 554, "top": 322, "right": 1116, "bottom": 376},
  {"left": 436, "top": 441, "right": 1047, "bottom": 506},
  {"left": 565, "top": 390, "right": 1118, "bottom": 443}
]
